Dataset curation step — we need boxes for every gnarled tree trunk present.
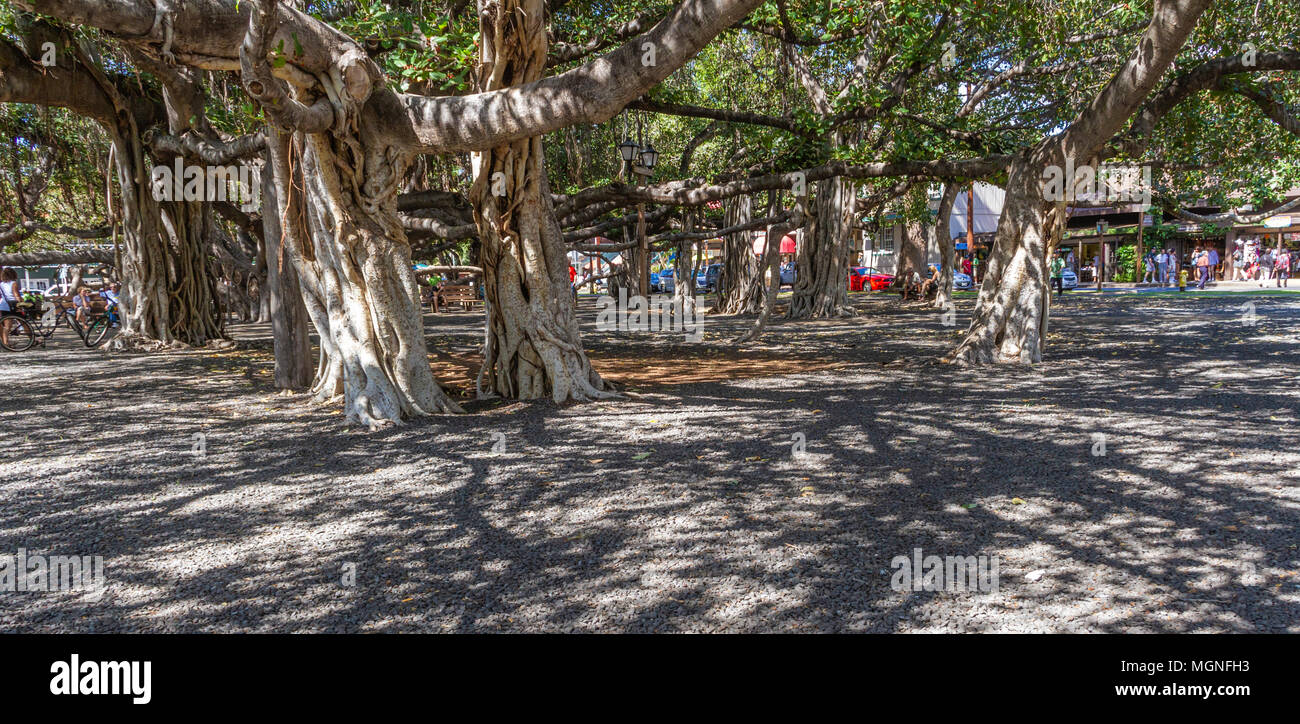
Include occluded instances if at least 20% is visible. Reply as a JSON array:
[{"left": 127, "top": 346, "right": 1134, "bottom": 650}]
[
  {"left": 109, "top": 128, "right": 223, "bottom": 348},
  {"left": 259, "top": 158, "right": 312, "bottom": 390},
  {"left": 265, "top": 127, "right": 462, "bottom": 426},
  {"left": 932, "top": 182, "right": 960, "bottom": 309},
  {"left": 717, "top": 194, "right": 762, "bottom": 314},
  {"left": 948, "top": 154, "right": 1060, "bottom": 363},
  {"left": 788, "top": 176, "right": 854, "bottom": 318},
  {"left": 470, "top": 0, "right": 613, "bottom": 402},
  {"left": 948, "top": 0, "right": 1211, "bottom": 364}
]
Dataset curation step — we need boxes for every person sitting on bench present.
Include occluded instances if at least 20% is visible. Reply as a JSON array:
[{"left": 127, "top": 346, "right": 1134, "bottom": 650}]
[{"left": 72, "top": 286, "right": 96, "bottom": 326}]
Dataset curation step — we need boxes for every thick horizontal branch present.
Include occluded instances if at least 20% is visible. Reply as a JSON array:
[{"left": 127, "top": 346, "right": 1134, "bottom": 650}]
[
  {"left": 147, "top": 131, "right": 267, "bottom": 165},
  {"left": 401, "top": 0, "right": 766, "bottom": 153},
  {"left": 1117, "top": 50, "right": 1300, "bottom": 157},
  {"left": 0, "top": 248, "right": 115, "bottom": 266},
  {"left": 554, "top": 156, "right": 1010, "bottom": 216}
]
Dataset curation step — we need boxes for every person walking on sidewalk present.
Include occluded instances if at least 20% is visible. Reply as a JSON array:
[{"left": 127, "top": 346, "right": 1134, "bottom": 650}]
[
  {"left": 1275, "top": 248, "right": 1291, "bottom": 288},
  {"left": 1195, "top": 246, "right": 1211, "bottom": 289},
  {"left": 1050, "top": 253, "right": 1066, "bottom": 298}
]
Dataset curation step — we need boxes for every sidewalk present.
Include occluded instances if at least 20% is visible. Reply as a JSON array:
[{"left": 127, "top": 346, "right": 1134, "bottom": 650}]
[{"left": 1061, "top": 280, "right": 1300, "bottom": 295}]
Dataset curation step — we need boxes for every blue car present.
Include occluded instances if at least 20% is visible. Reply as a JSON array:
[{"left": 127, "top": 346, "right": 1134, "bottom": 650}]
[
  {"left": 658, "top": 269, "right": 676, "bottom": 293},
  {"left": 649, "top": 271, "right": 661, "bottom": 292},
  {"left": 695, "top": 263, "right": 723, "bottom": 292}
]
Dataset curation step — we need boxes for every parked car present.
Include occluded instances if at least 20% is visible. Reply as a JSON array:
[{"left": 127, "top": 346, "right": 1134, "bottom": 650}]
[
  {"left": 696, "top": 263, "right": 723, "bottom": 292},
  {"left": 657, "top": 269, "right": 675, "bottom": 293},
  {"left": 1060, "top": 269, "right": 1078, "bottom": 290},
  {"left": 952, "top": 271, "right": 974, "bottom": 291},
  {"left": 780, "top": 262, "right": 796, "bottom": 287},
  {"left": 848, "top": 266, "right": 895, "bottom": 292}
]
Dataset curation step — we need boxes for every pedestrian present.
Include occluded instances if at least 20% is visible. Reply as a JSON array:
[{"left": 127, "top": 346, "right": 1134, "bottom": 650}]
[
  {"left": 1142, "top": 251, "right": 1156, "bottom": 283},
  {"left": 1232, "top": 243, "right": 1245, "bottom": 281},
  {"left": 0, "top": 267, "right": 23, "bottom": 350},
  {"left": 1050, "top": 253, "right": 1065, "bottom": 298},
  {"left": 1156, "top": 248, "right": 1169, "bottom": 285},
  {"left": 1259, "top": 248, "right": 1274, "bottom": 287},
  {"left": 1166, "top": 248, "right": 1179, "bottom": 287},
  {"left": 1275, "top": 248, "right": 1291, "bottom": 288},
  {"left": 1195, "top": 246, "right": 1210, "bottom": 289}
]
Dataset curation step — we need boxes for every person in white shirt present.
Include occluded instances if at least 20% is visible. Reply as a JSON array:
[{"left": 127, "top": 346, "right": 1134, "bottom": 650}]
[
  {"left": 0, "top": 267, "right": 20, "bottom": 313},
  {"left": 0, "top": 267, "right": 23, "bottom": 350}
]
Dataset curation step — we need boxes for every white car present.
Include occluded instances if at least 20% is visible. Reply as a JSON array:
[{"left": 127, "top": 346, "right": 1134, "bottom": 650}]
[
  {"left": 1060, "top": 269, "right": 1078, "bottom": 289},
  {"left": 43, "top": 283, "right": 78, "bottom": 298}
]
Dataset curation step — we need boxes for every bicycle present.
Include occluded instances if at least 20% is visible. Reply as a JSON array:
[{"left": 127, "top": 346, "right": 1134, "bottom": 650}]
[{"left": 1, "top": 299, "right": 115, "bottom": 351}]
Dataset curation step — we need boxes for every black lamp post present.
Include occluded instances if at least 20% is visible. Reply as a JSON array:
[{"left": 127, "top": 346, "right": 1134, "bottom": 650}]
[
  {"left": 638, "top": 144, "right": 659, "bottom": 172},
  {"left": 618, "top": 139, "right": 639, "bottom": 181},
  {"left": 617, "top": 137, "right": 658, "bottom": 296}
]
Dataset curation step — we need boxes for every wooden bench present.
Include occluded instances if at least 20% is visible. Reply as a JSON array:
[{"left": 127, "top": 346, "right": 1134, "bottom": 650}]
[
  {"left": 434, "top": 284, "right": 482, "bottom": 312},
  {"left": 51, "top": 296, "right": 108, "bottom": 317}
]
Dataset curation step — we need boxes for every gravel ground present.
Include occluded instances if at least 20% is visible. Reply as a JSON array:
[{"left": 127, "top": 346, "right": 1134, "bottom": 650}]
[{"left": 2, "top": 289, "right": 1299, "bottom": 633}]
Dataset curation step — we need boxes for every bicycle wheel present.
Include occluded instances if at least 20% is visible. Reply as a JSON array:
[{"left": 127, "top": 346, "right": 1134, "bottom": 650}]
[
  {"left": 86, "top": 316, "right": 115, "bottom": 347},
  {"left": 0, "top": 315, "right": 36, "bottom": 352}
]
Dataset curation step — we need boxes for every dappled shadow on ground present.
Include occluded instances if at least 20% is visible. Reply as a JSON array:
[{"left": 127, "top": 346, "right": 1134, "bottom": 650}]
[{"left": 1, "top": 292, "right": 1298, "bottom": 632}]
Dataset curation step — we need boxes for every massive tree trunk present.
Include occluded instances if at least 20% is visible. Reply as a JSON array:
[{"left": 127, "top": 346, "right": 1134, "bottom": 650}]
[
  {"left": 671, "top": 209, "right": 697, "bottom": 312},
  {"left": 948, "top": 155, "right": 1060, "bottom": 362},
  {"left": 949, "top": 0, "right": 1211, "bottom": 363},
  {"left": 896, "top": 215, "right": 929, "bottom": 294},
  {"left": 239, "top": 2, "right": 461, "bottom": 427},
  {"left": 470, "top": 0, "right": 613, "bottom": 402},
  {"left": 788, "top": 176, "right": 854, "bottom": 318},
  {"left": 109, "top": 128, "right": 224, "bottom": 348},
  {"left": 259, "top": 160, "right": 313, "bottom": 390},
  {"left": 716, "top": 194, "right": 762, "bottom": 314},
  {"left": 263, "top": 124, "right": 461, "bottom": 426}
]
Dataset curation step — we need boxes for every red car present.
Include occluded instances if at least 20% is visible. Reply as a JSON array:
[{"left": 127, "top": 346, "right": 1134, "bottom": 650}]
[{"left": 848, "top": 266, "right": 894, "bottom": 292}]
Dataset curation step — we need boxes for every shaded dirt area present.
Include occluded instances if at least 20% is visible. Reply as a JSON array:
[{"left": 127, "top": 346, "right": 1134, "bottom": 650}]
[{"left": 2, "top": 290, "right": 1298, "bottom": 632}]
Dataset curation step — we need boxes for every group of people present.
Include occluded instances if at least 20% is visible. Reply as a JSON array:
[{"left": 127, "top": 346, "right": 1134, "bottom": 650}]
[
  {"left": 1140, "top": 241, "right": 1297, "bottom": 290},
  {"left": 1230, "top": 240, "right": 1295, "bottom": 287},
  {"left": 900, "top": 264, "right": 942, "bottom": 301},
  {"left": 1141, "top": 247, "right": 1214, "bottom": 289},
  {"left": 0, "top": 267, "right": 122, "bottom": 331}
]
